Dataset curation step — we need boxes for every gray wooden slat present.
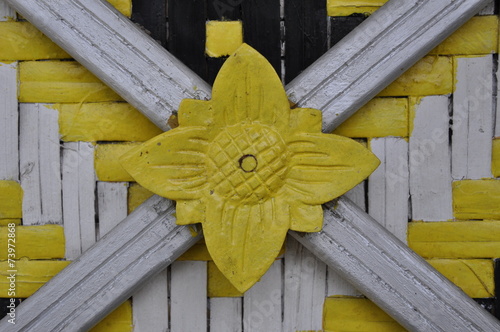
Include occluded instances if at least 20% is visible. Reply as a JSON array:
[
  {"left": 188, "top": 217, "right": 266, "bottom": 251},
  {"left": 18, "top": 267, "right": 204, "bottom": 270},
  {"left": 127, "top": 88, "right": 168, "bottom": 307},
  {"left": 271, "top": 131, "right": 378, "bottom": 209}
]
[
  {"left": 0, "top": 196, "right": 202, "bottom": 332},
  {"left": 5, "top": 0, "right": 211, "bottom": 132},
  {"left": 290, "top": 198, "right": 500, "bottom": 332},
  {"left": 285, "top": 0, "right": 491, "bottom": 132}
]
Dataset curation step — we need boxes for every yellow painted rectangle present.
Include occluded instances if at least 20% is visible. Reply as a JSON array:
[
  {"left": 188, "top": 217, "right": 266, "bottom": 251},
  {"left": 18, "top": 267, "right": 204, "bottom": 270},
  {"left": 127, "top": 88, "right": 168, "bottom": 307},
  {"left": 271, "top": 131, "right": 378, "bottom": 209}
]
[
  {"left": 206, "top": 21, "right": 243, "bottom": 57},
  {"left": 428, "top": 259, "right": 494, "bottom": 298},
  {"left": 327, "top": 0, "right": 387, "bottom": 16},
  {"left": 127, "top": 183, "right": 155, "bottom": 214},
  {"left": 106, "top": 0, "right": 132, "bottom": 17},
  {"left": 378, "top": 56, "right": 453, "bottom": 97},
  {"left": 408, "top": 220, "right": 500, "bottom": 259},
  {"left": 453, "top": 180, "right": 500, "bottom": 220},
  {"left": 0, "top": 181, "right": 23, "bottom": 219},
  {"left": 95, "top": 143, "right": 140, "bottom": 182},
  {"left": 493, "top": 138, "right": 500, "bottom": 178},
  {"left": 0, "top": 260, "right": 71, "bottom": 297},
  {"left": 430, "top": 16, "right": 498, "bottom": 55},
  {"left": 0, "top": 225, "right": 65, "bottom": 259},
  {"left": 323, "top": 297, "right": 406, "bottom": 332},
  {"left": 208, "top": 261, "right": 243, "bottom": 297},
  {"left": 0, "top": 219, "right": 21, "bottom": 226},
  {"left": 333, "top": 98, "right": 408, "bottom": 137},
  {"left": 19, "top": 61, "right": 123, "bottom": 103},
  {"left": 56, "top": 102, "right": 162, "bottom": 142},
  {"left": 0, "top": 22, "right": 70, "bottom": 61},
  {"left": 91, "top": 301, "right": 133, "bottom": 332}
]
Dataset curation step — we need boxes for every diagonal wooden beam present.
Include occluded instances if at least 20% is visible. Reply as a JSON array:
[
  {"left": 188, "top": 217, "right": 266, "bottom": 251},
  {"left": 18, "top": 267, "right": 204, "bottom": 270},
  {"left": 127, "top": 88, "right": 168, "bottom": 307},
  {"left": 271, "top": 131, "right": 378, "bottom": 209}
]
[{"left": 2, "top": 0, "right": 498, "bottom": 331}]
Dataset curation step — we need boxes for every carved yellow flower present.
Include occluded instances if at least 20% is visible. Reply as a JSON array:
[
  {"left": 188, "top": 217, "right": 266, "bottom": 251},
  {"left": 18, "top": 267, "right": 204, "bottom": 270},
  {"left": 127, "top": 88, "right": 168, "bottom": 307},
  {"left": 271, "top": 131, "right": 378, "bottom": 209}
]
[{"left": 121, "top": 44, "right": 380, "bottom": 292}]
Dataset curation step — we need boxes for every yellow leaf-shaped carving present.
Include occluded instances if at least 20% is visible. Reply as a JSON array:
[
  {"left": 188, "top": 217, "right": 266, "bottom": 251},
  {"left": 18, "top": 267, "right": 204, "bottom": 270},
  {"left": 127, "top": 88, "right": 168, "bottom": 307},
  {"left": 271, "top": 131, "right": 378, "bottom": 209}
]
[{"left": 121, "top": 43, "right": 380, "bottom": 292}]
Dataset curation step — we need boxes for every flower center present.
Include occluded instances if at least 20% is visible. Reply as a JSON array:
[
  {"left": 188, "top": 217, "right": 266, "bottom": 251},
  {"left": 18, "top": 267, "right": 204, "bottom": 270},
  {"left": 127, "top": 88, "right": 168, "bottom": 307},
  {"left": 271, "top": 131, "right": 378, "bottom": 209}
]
[
  {"left": 207, "top": 123, "right": 288, "bottom": 203},
  {"left": 239, "top": 154, "right": 257, "bottom": 172}
]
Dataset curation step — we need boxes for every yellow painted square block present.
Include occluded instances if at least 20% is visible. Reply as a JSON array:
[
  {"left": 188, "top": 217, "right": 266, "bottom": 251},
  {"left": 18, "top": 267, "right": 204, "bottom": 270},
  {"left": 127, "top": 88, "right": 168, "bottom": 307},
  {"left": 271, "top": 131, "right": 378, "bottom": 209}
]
[
  {"left": 0, "top": 225, "right": 65, "bottom": 260},
  {"left": 0, "top": 181, "right": 23, "bottom": 219},
  {"left": 56, "top": 102, "right": 162, "bottom": 142},
  {"left": 427, "top": 259, "right": 494, "bottom": 298},
  {"left": 327, "top": 0, "right": 388, "bottom": 16},
  {"left": 0, "top": 22, "right": 70, "bottom": 61},
  {"left": 91, "top": 300, "right": 133, "bottom": 332},
  {"left": 333, "top": 98, "right": 408, "bottom": 137},
  {"left": 206, "top": 21, "right": 243, "bottom": 58},
  {"left": 208, "top": 261, "right": 243, "bottom": 297},
  {"left": 127, "top": 183, "right": 155, "bottom": 214},
  {"left": 493, "top": 138, "right": 500, "bottom": 177},
  {"left": 378, "top": 56, "right": 453, "bottom": 97},
  {"left": 95, "top": 143, "right": 141, "bottom": 182},
  {"left": 19, "top": 61, "right": 123, "bottom": 103},
  {"left": 323, "top": 296, "right": 406, "bottom": 332},
  {"left": 0, "top": 259, "right": 71, "bottom": 297},
  {"left": 430, "top": 16, "right": 498, "bottom": 55},
  {"left": 107, "top": 0, "right": 132, "bottom": 18},
  {"left": 408, "top": 220, "right": 500, "bottom": 259},
  {"left": 453, "top": 180, "right": 500, "bottom": 220}
]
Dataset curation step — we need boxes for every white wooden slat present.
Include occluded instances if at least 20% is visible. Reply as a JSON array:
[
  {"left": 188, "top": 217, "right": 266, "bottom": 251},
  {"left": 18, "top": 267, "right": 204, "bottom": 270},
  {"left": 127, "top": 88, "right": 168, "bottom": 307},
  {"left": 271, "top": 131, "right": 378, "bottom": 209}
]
[
  {"left": 0, "top": 196, "right": 202, "bottom": 332},
  {"left": 409, "top": 96, "right": 453, "bottom": 221},
  {"left": 210, "top": 298, "right": 242, "bottom": 332},
  {"left": 243, "top": 260, "right": 283, "bottom": 332},
  {"left": 97, "top": 181, "right": 128, "bottom": 239},
  {"left": 133, "top": 270, "right": 169, "bottom": 332},
  {"left": 327, "top": 269, "right": 359, "bottom": 297},
  {"left": 343, "top": 182, "right": 366, "bottom": 211},
  {"left": 5, "top": 0, "right": 211, "bottom": 131},
  {"left": 452, "top": 55, "right": 494, "bottom": 180},
  {"left": 20, "top": 104, "right": 62, "bottom": 225},
  {"left": 0, "top": 62, "right": 18, "bottom": 181},
  {"left": 0, "top": 0, "right": 15, "bottom": 20},
  {"left": 285, "top": 0, "right": 490, "bottom": 132},
  {"left": 292, "top": 197, "right": 500, "bottom": 332},
  {"left": 369, "top": 137, "right": 409, "bottom": 241},
  {"left": 283, "top": 237, "right": 326, "bottom": 331},
  {"left": 170, "top": 261, "right": 207, "bottom": 332},
  {"left": 62, "top": 142, "right": 96, "bottom": 260}
]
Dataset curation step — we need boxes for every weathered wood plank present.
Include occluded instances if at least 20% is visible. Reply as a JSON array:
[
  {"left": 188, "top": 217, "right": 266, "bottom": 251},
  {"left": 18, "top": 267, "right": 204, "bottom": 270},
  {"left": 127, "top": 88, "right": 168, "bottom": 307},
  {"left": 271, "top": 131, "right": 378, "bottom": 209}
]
[
  {"left": 291, "top": 197, "right": 500, "bottom": 332},
  {"left": 7, "top": 0, "right": 211, "bottom": 131},
  {"left": 243, "top": 260, "right": 282, "bottom": 332},
  {"left": 452, "top": 55, "right": 494, "bottom": 180},
  {"left": 453, "top": 180, "right": 500, "bottom": 220},
  {"left": 20, "top": 104, "right": 62, "bottom": 225},
  {"left": 210, "top": 298, "right": 242, "bottom": 332},
  {"left": 0, "top": 62, "right": 18, "bottom": 181},
  {"left": 409, "top": 96, "right": 453, "bottom": 221},
  {"left": 97, "top": 182, "right": 128, "bottom": 239},
  {"left": 286, "top": 0, "right": 491, "bottom": 132},
  {"left": 283, "top": 237, "right": 326, "bottom": 331},
  {"left": 62, "top": 142, "right": 96, "bottom": 260},
  {"left": 170, "top": 261, "right": 207, "bottom": 332},
  {"left": 368, "top": 137, "right": 409, "bottom": 241},
  {"left": 0, "top": 0, "right": 15, "bottom": 20},
  {"left": 0, "top": 196, "right": 202, "bottom": 332}
]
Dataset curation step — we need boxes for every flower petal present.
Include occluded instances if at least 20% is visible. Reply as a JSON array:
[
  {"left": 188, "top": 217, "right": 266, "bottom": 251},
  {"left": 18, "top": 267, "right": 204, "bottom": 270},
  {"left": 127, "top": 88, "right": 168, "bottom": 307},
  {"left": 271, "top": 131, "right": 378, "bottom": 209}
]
[
  {"left": 290, "top": 203, "right": 323, "bottom": 232},
  {"left": 289, "top": 108, "right": 322, "bottom": 133},
  {"left": 176, "top": 199, "right": 205, "bottom": 225},
  {"left": 203, "top": 196, "right": 289, "bottom": 292},
  {"left": 286, "top": 133, "right": 380, "bottom": 204},
  {"left": 211, "top": 44, "right": 290, "bottom": 131},
  {"left": 120, "top": 127, "right": 209, "bottom": 200},
  {"left": 178, "top": 99, "right": 214, "bottom": 127}
]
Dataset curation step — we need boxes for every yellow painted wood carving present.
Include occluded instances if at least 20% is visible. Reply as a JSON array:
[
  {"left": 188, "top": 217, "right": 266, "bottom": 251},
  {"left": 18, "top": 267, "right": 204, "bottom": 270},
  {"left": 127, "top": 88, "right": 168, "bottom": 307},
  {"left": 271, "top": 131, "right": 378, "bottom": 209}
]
[{"left": 120, "top": 44, "right": 379, "bottom": 292}]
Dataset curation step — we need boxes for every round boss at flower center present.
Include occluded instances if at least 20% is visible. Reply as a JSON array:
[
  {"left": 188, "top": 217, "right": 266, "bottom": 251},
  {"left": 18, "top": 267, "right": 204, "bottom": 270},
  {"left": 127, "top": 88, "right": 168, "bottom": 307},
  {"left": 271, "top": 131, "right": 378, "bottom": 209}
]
[{"left": 207, "top": 123, "right": 288, "bottom": 203}]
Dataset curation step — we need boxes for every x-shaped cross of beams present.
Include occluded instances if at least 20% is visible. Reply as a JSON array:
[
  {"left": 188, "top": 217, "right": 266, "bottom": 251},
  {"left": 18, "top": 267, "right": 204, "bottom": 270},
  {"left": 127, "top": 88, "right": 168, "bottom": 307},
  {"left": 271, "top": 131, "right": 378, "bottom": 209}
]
[{"left": 1, "top": 0, "right": 499, "bottom": 331}]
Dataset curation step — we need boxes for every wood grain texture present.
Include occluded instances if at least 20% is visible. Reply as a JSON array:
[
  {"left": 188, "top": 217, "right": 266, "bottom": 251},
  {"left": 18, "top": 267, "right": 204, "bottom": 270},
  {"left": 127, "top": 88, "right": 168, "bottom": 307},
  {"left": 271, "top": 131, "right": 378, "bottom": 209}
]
[
  {"left": 210, "top": 298, "right": 242, "bottom": 332},
  {"left": 20, "top": 103, "right": 62, "bottom": 225},
  {"left": 409, "top": 96, "right": 453, "bottom": 221},
  {"left": 291, "top": 197, "right": 500, "bottom": 332},
  {"left": 0, "top": 196, "right": 202, "bottom": 332},
  {"left": 97, "top": 182, "right": 127, "bottom": 239},
  {"left": 7, "top": 0, "right": 211, "bottom": 131},
  {"left": 452, "top": 55, "right": 494, "bottom": 180},
  {"left": 286, "top": 0, "right": 490, "bottom": 132},
  {"left": 368, "top": 137, "right": 409, "bottom": 241},
  {"left": 0, "top": 62, "right": 18, "bottom": 181},
  {"left": 283, "top": 237, "right": 326, "bottom": 331},
  {"left": 170, "top": 261, "right": 207, "bottom": 332}
]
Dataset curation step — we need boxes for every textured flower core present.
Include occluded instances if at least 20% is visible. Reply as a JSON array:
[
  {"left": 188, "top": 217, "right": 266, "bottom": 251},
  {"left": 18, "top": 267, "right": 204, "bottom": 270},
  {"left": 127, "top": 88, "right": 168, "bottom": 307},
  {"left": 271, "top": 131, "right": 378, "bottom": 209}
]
[{"left": 207, "top": 123, "right": 288, "bottom": 203}]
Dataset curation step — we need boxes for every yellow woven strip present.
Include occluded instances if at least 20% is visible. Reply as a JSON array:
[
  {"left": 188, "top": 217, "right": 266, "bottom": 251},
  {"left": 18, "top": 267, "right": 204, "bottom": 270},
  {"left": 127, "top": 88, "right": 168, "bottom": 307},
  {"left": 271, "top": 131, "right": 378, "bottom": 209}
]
[
  {"left": 91, "top": 301, "right": 133, "bottom": 332},
  {"left": 206, "top": 21, "right": 243, "bottom": 58},
  {"left": 333, "top": 98, "right": 408, "bottom": 137},
  {"left": 493, "top": 138, "right": 500, "bottom": 178},
  {"left": 106, "top": 0, "right": 132, "bottom": 18},
  {"left": 95, "top": 143, "right": 140, "bottom": 182},
  {"left": 19, "top": 61, "right": 122, "bottom": 103},
  {"left": 453, "top": 180, "right": 500, "bottom": 220},
  {"left": 0, "top": 181, "right": 22, "bottom": 219},
  {"left": 56, "top": 102, "right": 162, "bottom": 142},
  {"left": 327, "top": 0, "right": 388, "bottom": 16},
  {"left": 0, "top": 225, "right": 65, "bottom": 260},
  {"left": 0, "top": 219, "right": 21, "bottom": 226}
]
